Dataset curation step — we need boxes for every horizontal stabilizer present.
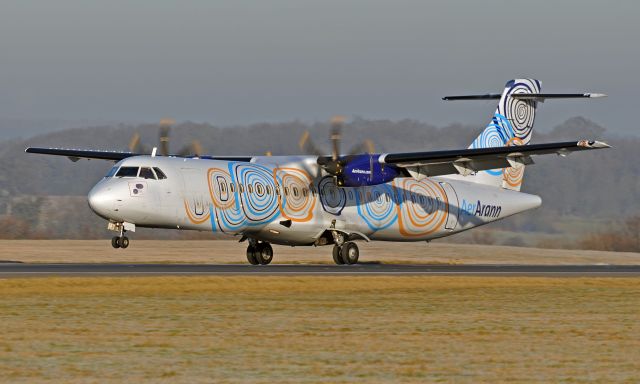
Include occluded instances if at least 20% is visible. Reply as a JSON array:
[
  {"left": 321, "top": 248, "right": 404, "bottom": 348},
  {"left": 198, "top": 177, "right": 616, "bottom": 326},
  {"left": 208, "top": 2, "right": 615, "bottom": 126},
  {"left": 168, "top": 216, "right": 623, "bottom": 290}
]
[
  {"left": 511, "top": 93, "right": 607, "bottom": 100},
  {"left": 442, "top": 94, "right": 501, "bottom": 101},
  {"left": 444, "top": 93, "right": 606, "bottom": 101}
]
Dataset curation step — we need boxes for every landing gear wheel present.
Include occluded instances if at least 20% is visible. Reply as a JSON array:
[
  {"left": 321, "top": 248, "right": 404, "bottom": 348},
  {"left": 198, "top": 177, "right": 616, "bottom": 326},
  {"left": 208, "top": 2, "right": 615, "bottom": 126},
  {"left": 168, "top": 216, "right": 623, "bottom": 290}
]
[
  {"left": 119, "top": 236, "right": 129, "bottom": 249},
  {"left": 332, "top": 245, "right": 345, "bottom": 265},
  {"left": 340, "top": 242, "right": 359, "bottom": 265},
  {"left": 246, "top": 245, "right": 259, "bottom": 265},
  {"left": 255, "top": 243, "right": 273, "bottom": 265},
  {"left": 111, "top": 236, "right": 121, "bottom": 249}
]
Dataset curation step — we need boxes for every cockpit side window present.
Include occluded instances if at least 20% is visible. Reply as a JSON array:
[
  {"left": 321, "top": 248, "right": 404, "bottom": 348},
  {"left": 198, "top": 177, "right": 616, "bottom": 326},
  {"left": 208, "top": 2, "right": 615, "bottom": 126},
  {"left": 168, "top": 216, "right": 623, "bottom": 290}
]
[
  {"left": 105, "top": 166, "right": 119, "bottom": 178},
  {"left": 115, "top": 166, "right": 139, "bottom": 178},
  {"left": 153, "top": 167, "right": 167, "bottom": 180},
  {"left": 139, "top": 167, "right": 156, "bottom": 180}
]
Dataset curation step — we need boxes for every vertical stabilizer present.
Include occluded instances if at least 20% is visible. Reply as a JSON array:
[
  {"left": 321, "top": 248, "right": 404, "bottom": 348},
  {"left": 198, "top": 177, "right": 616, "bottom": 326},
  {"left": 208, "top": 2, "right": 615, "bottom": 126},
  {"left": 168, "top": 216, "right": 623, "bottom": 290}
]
[{"left": 466, "top": 78, "right": 541, "bottom": 191}]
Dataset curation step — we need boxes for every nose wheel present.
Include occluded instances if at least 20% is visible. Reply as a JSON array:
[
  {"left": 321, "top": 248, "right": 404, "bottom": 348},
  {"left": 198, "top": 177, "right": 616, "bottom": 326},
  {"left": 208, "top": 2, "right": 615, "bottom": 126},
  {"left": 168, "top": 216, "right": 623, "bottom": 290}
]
[
  {"left": 111, "top": 236, "right": 129, "bottom": 249},
  {"left": 246, "top": 241, "right": 273, "bottom": 265},
  {"left": 111, "top": 225, "right": 130, "bottom": 249}
]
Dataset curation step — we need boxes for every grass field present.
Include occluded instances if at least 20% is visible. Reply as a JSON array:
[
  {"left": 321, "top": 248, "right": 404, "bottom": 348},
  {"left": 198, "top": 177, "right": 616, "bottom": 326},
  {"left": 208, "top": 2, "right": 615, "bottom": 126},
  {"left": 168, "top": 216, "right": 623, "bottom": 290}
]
[
  {"left": 1, "top": 276, "right": 639, "bottom": 383},
  {"left": 2, "top": 240, "right": 640, "bottom": 265}
]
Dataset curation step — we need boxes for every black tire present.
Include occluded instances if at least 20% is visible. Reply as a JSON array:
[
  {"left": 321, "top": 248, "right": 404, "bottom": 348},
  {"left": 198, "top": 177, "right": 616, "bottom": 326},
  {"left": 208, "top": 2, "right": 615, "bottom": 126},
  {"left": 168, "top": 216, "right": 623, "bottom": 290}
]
[
  {"left": 246, "top": 246, "right": 259, "bottom": 265},
  {"left": 255, "top": 243, "right": 273, "bottom": 265},
  {"left": 332, "top": 245, "right": 345, "bottom": 265},
  {"left": 340, "top": 242, "right": 359, "bottom": 265},
  {"left": 119, "top": 236, "right": 130, "bottom": 249},
  {"left": 111, "top": 236, "right": 120, "bottom": 249}
]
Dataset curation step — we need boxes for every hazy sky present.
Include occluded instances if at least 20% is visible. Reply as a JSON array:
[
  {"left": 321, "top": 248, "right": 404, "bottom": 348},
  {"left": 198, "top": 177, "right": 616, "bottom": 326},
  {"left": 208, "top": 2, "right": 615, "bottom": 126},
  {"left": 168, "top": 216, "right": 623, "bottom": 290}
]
[{"left": 1, "top": 0, "right": 638, "bottom": 135}]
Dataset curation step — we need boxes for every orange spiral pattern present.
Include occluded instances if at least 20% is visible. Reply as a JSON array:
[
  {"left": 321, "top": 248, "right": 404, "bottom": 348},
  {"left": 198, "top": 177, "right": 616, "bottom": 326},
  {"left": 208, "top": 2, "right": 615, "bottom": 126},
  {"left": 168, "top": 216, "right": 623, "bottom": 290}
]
[
  {"left": 183, "top": 198, "right": 210, "bottom": 224},
  {"left": 394, "top": 178, "right": 448, "bottom": 237},
  {"left": 273, "top": 168, "right": 316, "bottom": 222},
  {"left": 502, "top": 137, "right": 525, "bottom": 188}
]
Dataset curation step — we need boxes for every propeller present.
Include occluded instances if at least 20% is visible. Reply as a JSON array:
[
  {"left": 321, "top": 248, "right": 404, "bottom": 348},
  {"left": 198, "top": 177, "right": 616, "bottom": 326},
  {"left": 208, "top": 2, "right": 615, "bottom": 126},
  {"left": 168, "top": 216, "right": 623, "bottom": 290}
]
[
  {"left": 127, "top": 118, "right": 203, "bottom": 157},
  {"left": 298, "top": 116, "right": 376, "bottom": 185}
]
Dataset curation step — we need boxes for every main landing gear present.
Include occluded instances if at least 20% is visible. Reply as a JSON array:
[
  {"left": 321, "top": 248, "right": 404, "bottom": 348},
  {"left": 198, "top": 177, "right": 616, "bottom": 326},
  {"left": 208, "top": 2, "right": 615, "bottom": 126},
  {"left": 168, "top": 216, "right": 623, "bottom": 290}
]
[
  {"left": 330, "top": 231, "right": 359, "bottom": 265},
  {"left": 332, "top": 242, "right": 359, "bottom": 265},
  {"left": 246, "top": 241, "right": 274, "bottom": 265}
]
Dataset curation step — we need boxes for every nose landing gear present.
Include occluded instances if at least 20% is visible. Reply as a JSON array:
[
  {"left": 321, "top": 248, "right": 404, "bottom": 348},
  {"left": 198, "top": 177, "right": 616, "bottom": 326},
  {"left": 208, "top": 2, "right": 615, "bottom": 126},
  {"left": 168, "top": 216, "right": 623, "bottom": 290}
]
[
  {"left": 110, "top": 224, "right": 130, "bottom": 249},
  {"left": 111, "top": 235, "right": 129, "bottom": 249}
]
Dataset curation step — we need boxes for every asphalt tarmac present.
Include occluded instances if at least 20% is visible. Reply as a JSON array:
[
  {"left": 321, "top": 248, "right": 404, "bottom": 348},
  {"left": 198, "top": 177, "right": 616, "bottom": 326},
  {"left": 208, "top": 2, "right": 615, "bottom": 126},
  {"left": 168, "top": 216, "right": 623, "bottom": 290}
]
[{"left": 1, "top": 263, "right": 640, "bottom": 277}]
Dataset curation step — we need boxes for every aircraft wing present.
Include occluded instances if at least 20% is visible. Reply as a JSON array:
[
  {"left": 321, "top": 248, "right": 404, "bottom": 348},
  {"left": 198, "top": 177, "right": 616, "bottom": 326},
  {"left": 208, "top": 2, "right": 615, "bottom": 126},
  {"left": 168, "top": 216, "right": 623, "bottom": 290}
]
[
  {"left": 25, "top": 147, "right": 253, "bottom": 162},
  {"left": 25, "top": 147, "right": 138, "bottom": 162},
  {"left": 379, "top": 140, "right": 610, "bottom": 177}
]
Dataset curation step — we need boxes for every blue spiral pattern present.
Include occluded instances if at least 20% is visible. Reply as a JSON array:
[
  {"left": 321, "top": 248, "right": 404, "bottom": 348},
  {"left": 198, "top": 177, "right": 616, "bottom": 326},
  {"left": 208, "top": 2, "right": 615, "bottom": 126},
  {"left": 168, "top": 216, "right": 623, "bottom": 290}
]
[
  {"left": 318, "top": 177, "right": 346, "bottom": 215},
  {"left": 234, "top": 163, "right": 279, "bottom": 223},
  {"left": 356, "top": 184, "right": 397, "bottom": 230}
]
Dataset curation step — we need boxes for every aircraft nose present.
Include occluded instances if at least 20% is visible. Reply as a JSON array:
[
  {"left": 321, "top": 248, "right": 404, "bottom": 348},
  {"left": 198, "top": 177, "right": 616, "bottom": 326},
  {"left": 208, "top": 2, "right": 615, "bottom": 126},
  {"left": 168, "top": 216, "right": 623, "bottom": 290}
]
[{"left": 88, "top": 185, "right": 114, "bottom": 219}]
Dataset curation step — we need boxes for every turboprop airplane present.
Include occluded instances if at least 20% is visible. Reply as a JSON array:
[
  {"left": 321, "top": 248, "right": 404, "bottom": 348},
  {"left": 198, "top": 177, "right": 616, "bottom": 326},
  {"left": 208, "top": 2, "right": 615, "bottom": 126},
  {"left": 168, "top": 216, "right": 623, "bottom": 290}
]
[{"left": 26, "top": 79, "right": 609, "bottom": 265}]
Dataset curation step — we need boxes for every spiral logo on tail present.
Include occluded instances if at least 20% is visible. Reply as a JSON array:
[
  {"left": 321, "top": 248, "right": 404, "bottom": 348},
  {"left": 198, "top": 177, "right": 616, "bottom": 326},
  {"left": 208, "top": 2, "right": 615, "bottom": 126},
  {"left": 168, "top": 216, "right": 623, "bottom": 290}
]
[
  {"left": 500, "top": 80, "right": 540, "bottom": 144},
  {"left": 502, "top": 137, "right": 526, "bottom": 189}
]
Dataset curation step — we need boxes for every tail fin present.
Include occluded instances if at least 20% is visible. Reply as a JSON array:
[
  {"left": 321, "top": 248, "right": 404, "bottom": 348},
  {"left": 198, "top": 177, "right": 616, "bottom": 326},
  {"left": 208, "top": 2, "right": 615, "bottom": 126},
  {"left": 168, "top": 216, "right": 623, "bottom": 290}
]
[
  {"left": 443, "top": 79, "right": 606, "bottom": 191},
  {"left": 467, "top": 79, "right": 540, "bottom": 190}
]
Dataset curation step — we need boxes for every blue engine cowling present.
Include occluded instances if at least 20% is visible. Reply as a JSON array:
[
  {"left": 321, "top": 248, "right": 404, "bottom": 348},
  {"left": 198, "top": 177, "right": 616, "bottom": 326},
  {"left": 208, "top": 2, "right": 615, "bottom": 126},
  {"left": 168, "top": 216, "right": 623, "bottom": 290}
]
[{"left": 340, "top": 154, "right": 400, "bottom": 187}]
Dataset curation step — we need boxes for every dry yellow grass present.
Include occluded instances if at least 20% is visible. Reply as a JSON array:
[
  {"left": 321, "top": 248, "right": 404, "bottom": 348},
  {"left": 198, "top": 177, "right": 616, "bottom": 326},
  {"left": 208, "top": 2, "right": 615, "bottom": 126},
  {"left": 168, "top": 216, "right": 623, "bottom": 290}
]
[
  {"left": 2, "top": 239, "right": 640, "bottom": 265},
  {"left": 1, "top": 276, "right": 639, "bottom": 383}
]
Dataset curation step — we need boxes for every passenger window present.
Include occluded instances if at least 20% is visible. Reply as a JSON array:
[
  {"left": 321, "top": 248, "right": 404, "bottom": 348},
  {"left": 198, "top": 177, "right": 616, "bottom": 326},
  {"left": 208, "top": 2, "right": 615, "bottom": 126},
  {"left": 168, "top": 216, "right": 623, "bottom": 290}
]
[
  {"left": 105, "top": 166, "right": 119, "bottom": 178},
  {"left": 292, "top": 187, "right": 299, "bottom": 197},
  {"left": 115, "top": 166, "right": 139, "bottom": 178},
  {"left": 153, "top": 167, "right": 167, "bottom": 180},
  {"left": 230, "top": 183, "right": 235, "bottom": 193},
  {"left": 139, "top": 167, "right": 156, "bottom": 180},
  {"left": 247, "top": 184, "right": 253, "bottom": 194}
]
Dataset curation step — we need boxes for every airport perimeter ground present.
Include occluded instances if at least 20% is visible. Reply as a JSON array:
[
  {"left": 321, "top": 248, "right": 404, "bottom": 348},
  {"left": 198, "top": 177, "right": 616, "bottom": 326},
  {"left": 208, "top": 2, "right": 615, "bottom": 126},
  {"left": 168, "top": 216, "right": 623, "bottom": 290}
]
[{"left": 1, "top": 241, "right": 640, "bottom": 383}]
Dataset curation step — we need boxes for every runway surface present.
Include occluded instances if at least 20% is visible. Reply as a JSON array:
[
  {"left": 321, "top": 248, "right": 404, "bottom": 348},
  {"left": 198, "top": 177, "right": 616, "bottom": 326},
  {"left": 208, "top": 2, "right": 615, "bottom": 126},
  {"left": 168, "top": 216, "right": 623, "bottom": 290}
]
[{"left": 1, "top": 263, "right": 640, "bottom": 277}]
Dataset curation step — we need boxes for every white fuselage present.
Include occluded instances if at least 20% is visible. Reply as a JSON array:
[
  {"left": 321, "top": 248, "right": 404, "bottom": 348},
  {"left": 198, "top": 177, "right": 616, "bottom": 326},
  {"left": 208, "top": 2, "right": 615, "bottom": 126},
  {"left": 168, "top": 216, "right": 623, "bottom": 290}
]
[{"left": 88, "top": 155, "right": 541, "bottom": 246}]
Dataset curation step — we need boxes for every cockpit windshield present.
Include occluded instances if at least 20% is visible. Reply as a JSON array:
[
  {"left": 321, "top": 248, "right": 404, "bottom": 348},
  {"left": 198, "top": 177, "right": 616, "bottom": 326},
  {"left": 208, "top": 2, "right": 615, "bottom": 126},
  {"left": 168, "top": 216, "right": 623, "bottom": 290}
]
[
  {"left": 153, "top": 167, "right": 167, "bottom": 179},
  {"left": 139, "top": 167, "right": 156, "bottom": 179},
  {"left": 105, "top": 166, "right": 119, "bottom": 178},
  {"left": 115, "top": 166, "right": 139, "bottom": 178}
]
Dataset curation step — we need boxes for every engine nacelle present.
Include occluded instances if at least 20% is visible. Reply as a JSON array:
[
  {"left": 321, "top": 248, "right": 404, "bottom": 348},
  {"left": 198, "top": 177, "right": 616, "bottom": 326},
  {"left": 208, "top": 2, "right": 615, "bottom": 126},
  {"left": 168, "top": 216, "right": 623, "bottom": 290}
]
[{"left": 340, "top": 154, "right": 400, "bottom": 187}]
